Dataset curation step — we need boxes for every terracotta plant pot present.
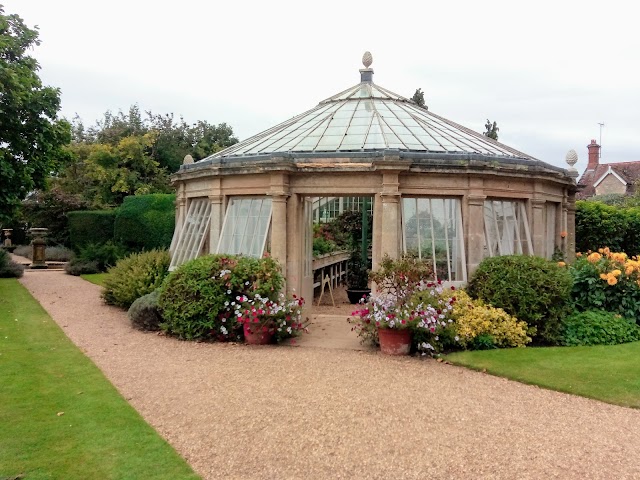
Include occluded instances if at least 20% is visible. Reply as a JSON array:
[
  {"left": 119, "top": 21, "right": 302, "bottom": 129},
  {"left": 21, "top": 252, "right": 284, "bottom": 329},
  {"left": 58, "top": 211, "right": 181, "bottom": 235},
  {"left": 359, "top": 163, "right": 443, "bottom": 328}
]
[
  {"left": 243, "top": 323, "right": 274, "bottom": 345},
  {"left": 378, "top": 328, "right": 411, "bottom": 355}
]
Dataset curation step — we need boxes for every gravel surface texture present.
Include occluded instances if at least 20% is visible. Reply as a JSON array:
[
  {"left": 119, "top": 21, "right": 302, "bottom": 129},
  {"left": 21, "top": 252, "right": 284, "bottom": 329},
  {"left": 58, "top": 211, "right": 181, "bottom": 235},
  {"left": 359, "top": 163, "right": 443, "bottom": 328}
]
[{"left": 18, "top": 269, "right": 640, "bottom": 479}]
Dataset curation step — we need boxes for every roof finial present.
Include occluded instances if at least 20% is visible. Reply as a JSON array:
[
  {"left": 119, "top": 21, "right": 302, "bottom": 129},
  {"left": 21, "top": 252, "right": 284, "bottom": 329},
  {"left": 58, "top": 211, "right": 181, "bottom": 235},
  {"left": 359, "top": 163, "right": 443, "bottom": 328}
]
[
  {"left": 565, "top": 149, "right": 579, "bottom": 179},
  {"left": 362, "top": 51, "right": 373, "bottom": 69},
  {"left": 360, "top": 51, "right": 374, "bottom": 83}
]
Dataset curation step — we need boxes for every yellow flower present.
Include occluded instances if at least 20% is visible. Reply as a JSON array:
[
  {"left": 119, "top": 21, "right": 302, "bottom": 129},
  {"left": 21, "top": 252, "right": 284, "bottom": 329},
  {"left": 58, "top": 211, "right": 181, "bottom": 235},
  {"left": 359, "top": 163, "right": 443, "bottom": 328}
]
[
  {"left": 600, "top": 273, "right": 608, "bottom": 280},
  {"left": 588, "top": 252, "right": 602, "bottom": 263},
  {"left": 557, "top": 261, "right": 566, "bottom": 267},
  {"left": 603, "top": 247, "right": 611, "bottom": 255},
  {"left": 612, "top": 252, "right": 628, "bottom": 263},
  {"left": 611, "top": 269, "right": 622, "bottom": 277},
  {"left": 626, "top": 266, "right": 634, "bottom": 276},
  {"left": 576, "top": 252, "right": 583, "bottom": 257},
  {"left": 598, "top": 248, "right": 604, "bottom": 254},
  {"left": 607, "top": 275, "right": 618, "bottom": 286}
]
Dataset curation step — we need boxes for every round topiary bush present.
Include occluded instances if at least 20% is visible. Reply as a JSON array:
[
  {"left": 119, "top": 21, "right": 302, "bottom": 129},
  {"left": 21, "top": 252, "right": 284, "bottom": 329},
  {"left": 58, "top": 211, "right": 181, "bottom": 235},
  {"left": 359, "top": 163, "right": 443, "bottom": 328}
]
[
  {"left": 102, "top": 249, "right": 170, "bottom": 308},
  {"left": 158, "top": 254, "right": 283, "bottom": 341},
  {"left": 466, "top": 255, "right": 573, "bottom": 344},
  {"left": 128, "top": 290, "right": 163, "bottom": 331}
]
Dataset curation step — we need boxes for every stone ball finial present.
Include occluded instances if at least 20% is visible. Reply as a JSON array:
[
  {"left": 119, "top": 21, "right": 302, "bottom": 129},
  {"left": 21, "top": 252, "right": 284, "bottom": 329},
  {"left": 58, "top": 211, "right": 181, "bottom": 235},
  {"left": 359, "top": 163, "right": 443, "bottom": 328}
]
[
  {"left": 183, "top": 154, "right": 194, "bottom": 165},
  {"left": 362, "top": 51, "right": 373, "bottom": 69}
]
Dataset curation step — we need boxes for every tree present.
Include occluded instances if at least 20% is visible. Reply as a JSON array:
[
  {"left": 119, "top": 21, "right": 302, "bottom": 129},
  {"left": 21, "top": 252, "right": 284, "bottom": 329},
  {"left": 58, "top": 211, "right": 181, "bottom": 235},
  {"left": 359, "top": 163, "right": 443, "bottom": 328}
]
[
  {"left": 484, "top": 120, "right": 499, "bottom": 140},
  {"left": 411, "top": 88, "right": 426, "bottom": 109},
  {"left": 0, "top": 7, "right": 71, "bottom": 223}
]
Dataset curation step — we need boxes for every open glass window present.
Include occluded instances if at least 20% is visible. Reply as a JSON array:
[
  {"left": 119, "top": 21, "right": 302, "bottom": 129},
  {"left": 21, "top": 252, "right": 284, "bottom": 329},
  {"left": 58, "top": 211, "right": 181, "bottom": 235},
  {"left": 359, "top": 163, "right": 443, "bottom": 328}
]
[
  {"left": 483, "top": 200, "right": 532, "bottom": 256},
  {"left": 169, "top": 198, "right": 212, "bottom": 271},
  {"left": 402, "top": 198, "right": 467, "bottom": 282},
  {"left": 217, "top": 197, "right": 272, "bottom": 257}
]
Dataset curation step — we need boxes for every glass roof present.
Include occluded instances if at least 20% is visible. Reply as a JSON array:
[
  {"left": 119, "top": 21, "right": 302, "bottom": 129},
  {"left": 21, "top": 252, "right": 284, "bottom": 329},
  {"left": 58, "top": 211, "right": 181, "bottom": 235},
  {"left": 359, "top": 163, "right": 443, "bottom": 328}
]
[{"left": 204, "top": 76, "right": 534, "bottom": 161}]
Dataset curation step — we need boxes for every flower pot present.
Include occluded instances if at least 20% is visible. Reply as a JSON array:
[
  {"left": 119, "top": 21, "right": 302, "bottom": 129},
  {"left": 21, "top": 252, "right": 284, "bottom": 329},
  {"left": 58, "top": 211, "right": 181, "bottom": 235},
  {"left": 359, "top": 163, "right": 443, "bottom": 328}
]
[
  {"left": 346, "top": 288, "right": 371, "bottom": 304},
  {"left": 378, "top": 328, "right": 411, "bottom": 355},
  {"left": 243, "top": 323, "right": 274, "bottom": 345}
]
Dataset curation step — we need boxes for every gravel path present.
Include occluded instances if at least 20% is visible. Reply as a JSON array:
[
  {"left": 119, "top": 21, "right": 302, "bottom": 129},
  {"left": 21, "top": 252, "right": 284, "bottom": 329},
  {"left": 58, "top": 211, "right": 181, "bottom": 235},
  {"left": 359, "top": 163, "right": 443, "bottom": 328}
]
[{"left": 18, "top": 269, "right": 640, "bottom": 479}]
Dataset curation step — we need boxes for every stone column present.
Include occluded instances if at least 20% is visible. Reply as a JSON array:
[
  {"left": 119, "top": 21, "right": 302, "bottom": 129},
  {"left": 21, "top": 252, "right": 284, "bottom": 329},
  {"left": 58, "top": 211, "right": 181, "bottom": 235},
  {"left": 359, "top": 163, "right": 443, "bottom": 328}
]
[
  {"left": 286, "top": 193, "right": 301, "bottom": 296},
  {"left": 380, "top": 171, "right": 401, "bottom": 261},
  {"left": 531, "top": 199, "right": 546, "bottom": 257},
  {"left": 466, "top": 194, "right": 486, "bottom": 276},
  {"left": 270, "top": 194, "right": 288, "bottom": 278},
  {"left": 371, "top": 193, "right": 383, "bottom": 271}
]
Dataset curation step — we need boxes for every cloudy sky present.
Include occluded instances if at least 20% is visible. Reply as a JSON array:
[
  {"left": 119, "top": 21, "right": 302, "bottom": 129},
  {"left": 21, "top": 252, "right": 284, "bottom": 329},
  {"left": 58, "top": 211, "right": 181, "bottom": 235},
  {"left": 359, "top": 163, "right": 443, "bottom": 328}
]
[{"left": 5, "top": 0, "right": 639, "bottom": 171}]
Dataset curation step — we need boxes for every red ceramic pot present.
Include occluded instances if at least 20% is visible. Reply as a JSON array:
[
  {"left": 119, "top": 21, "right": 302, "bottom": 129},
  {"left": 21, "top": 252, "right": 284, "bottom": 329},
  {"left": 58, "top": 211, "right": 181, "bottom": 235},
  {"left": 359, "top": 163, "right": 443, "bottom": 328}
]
[
  {"left": 243, "top": 323, "right": 274, "bottom": 345},
  {"left": 378, "top": 327, "right": 411, "bottom": 355}
]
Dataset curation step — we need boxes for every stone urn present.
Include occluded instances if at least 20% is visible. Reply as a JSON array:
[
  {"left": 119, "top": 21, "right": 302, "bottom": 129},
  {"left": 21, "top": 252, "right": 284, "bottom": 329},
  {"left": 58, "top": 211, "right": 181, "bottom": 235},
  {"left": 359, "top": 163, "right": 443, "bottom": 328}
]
[{"left": 29, "top": 228, "right": 49, "bottom": 269}]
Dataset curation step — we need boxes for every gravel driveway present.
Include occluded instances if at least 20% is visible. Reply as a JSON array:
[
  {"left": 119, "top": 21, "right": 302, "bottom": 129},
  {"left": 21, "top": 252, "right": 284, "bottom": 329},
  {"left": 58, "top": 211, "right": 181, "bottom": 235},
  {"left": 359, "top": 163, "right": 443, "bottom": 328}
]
[{"left": 18, "top": 269, "right": 640, "bottom": 479}]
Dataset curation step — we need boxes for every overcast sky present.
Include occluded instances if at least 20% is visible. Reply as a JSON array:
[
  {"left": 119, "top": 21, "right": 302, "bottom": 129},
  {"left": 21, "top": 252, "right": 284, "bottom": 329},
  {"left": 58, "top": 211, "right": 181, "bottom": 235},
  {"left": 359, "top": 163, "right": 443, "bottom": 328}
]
[{"left": 5, "top": 0, "right": 639, "bottom": 171}]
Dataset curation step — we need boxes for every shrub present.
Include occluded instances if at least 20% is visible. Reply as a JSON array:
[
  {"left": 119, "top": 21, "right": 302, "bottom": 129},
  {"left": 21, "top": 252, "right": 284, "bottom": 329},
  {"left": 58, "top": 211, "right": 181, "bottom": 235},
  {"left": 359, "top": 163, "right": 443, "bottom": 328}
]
[
  {"left": 77, "top": 241, "right": 129, "bottom": 272},
  {"left": 13, "top": 245, "right": 74, "bottom": 262},
  {"left": 158, "top": 254, "right": 284, "bottom": 340},
  {"left": 560, "top": 310, "right": 640, "bottom": 346},
  {"left": 102, "top": 250, "right": 171, "bottom": 308},
  {"left": 68, "top": 210, "right": 116, "bottom": 250},
  {"left": 128, "top": 290, "right": 163, "bottom": 331},
  {"left": 570, "top": 249, "right": 640, "bottom": 321},
  {"left": 466, "top": 255, "right": 573, "bottom": 344},
  {"left": 114, "top": 194, "right": 176, "bottom": 251},
  {"left": 575, "top": 201, "right": 640, "bottom": 255},
  {"left": 446, "top": 290, "right": 531, "bottom": 349},
  {"left": 0, "top": 250, "right": 24, "bottom": 278},
  {"left": 65, "top": 259, "right": 100, "bottom": 276}
]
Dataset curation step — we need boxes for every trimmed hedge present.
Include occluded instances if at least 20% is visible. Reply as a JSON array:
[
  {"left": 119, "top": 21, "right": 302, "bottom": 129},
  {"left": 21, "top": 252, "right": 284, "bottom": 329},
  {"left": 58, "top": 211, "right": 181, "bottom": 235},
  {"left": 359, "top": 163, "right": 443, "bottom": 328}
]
[
  {"left": 68, "top": 210, "right": 115, "bottom": 251},
  {"left": 576, "top": 201, "right": 640, "bottom": 254},
  {"left": 114, "top": 194, "right": 175, "bottom": 251}
]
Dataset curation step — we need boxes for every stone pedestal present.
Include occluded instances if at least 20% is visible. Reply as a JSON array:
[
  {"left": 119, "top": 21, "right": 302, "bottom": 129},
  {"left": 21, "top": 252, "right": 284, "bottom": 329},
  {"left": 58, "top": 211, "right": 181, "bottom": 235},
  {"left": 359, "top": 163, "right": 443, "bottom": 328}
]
[{"left": 29, "top": 228, "right": 48, "bottom": 269}]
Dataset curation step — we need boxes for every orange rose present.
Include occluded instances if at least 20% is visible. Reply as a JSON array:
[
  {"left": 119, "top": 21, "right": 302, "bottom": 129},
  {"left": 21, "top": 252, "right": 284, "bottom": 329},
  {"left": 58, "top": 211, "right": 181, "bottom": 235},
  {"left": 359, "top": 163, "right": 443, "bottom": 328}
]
[{"left": 607, "top": 276, "right": 618, "bottom": 286}]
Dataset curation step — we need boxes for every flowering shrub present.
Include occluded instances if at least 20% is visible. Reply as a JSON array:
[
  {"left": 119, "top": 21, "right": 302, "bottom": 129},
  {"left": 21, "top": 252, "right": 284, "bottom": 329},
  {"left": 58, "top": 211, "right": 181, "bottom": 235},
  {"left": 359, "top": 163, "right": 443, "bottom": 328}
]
[
  {"left": 158, "top": 254, "right": 283, "bottom": 340},
  {"left": 570, "top": 248, "right": 640, "bottom": 322},
  {"left": 447, "top": 290, "right": 531, "bottom": 349},
  {"left": 236, "top": 293, "right": 308, "bottom": 343}
]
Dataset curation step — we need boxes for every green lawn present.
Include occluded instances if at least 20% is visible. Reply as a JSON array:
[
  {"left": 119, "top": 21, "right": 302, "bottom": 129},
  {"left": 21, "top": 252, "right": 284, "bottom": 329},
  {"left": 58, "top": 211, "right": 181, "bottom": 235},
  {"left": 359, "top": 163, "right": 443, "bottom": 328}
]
[
  {"left": 0, "top": 278, "right": 200, "bottom": 480},
  {"left": 81, "top": 272, "right": 111, "bottom": 287},
  {"left": 447, "top": 342, "right": 640, "bottom": 408}
]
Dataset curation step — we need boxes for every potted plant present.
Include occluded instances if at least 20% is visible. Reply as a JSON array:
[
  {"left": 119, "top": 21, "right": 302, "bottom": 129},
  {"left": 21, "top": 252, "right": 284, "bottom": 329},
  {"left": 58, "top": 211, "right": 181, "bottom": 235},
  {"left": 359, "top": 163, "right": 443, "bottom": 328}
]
[
  {"left": 346, "top": 250, "right": 371, "bottom": 304},
  {"left": 237, "top": 292, "right": 308, "bottom": 345},
  {"left": 349, "top": 255, "right": 457, "bottom": 355}
]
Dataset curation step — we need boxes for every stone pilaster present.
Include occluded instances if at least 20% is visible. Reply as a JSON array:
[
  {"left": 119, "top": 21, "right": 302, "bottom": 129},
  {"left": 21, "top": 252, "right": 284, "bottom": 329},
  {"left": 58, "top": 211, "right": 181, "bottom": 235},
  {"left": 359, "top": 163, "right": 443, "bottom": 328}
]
[
  {"left": 208, "top": 194, "right": 223, "bottom": 254},
  {"left": 566, "top": 191, "right": 577, "bottom": 261},
  {"left": 466, "top": 194, "right": 486, "bottom": 276},
  {"left": 379, "top": 171, "right": 401, "bottom": 261},
  {"left": 531, "top": 199, "right": 546, "bottom": 257}
]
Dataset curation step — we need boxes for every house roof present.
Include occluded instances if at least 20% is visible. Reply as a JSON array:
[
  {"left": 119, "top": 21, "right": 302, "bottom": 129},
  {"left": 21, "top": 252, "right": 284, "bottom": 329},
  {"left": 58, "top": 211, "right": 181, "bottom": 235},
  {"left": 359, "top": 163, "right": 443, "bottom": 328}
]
[{"left": 578, "top": 161, "right": 640, "bottom": 198}]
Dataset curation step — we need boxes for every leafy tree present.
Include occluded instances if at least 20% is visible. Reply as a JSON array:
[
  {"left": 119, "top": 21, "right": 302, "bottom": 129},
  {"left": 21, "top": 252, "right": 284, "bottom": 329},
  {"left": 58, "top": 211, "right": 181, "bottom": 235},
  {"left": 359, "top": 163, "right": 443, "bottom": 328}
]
[
  {"left": 411, "top": 88, "right": 426, "bottom": 109},
  {"left": 484, "top": 119, "right": 499, "bottom": 140},
  {"left": 0, "top": 7, "right": 71, "bottom": 223}
]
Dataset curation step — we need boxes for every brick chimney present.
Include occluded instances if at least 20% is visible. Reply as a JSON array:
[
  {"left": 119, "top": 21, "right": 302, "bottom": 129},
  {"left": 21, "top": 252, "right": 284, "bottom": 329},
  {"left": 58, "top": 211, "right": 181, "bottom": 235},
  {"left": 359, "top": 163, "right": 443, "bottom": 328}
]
[{"left": 587, "top": 139, "right": 600, "bottom": 171}]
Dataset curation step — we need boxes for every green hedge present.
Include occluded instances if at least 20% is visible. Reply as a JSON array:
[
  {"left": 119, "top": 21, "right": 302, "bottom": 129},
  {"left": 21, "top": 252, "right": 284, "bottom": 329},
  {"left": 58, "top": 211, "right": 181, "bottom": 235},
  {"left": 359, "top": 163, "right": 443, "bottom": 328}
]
[
  {"left": 114, "top": 194, "right": 175, "bottom": 251},
  {"left": 67, "top": 210, "right": 115, "bottom": 251},
  {"left": 576, "top": 201, "right": 640, "bottom": 254}
]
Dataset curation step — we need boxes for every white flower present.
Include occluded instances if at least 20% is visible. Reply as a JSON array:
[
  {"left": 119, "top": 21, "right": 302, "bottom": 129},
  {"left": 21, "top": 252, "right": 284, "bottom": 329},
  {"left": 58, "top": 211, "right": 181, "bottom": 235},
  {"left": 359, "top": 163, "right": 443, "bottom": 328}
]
[
  {"left": 220, "top": 326, "right": 228, "bottom": 335},
  {"left": 226, "top": 290, "right": 231, "bottom": 294},
  {"left": 245, "top": 281, "right": 250, "bottom": 286},
  {"left": 454, "top": 335, "right": 460, "bottom": 342}
]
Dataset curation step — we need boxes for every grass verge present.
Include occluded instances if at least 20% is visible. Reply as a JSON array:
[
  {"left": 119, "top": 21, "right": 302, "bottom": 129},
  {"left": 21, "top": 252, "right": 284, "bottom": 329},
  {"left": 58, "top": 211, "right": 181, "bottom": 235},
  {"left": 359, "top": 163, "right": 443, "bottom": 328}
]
[
  {"left": 0, "top": 278, "right": 200, "bottom": 479},
  {"left": 447, "top": 343, "right": 640, "bottom": 408},
  {"left": 81, "top": 273, "right": 110, "bottom": 287}
]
